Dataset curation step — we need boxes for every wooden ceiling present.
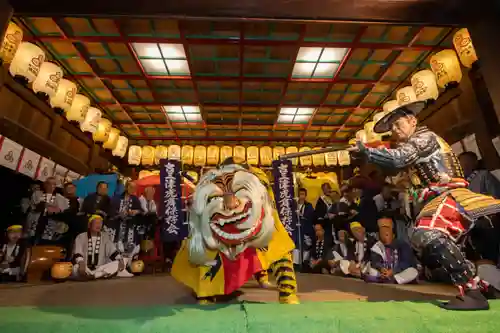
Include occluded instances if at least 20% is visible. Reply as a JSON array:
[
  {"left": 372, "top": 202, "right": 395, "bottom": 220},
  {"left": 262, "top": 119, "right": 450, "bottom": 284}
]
[{"left": 14, "top": 16, "right": 456, "bottom": 147}]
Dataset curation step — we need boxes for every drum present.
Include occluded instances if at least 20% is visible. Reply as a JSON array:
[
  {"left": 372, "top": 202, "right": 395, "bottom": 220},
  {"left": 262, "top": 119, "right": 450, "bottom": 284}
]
[
  {"left": 51, "top": 261, "right": 73, "bottom": 281},
  {"left": 130, "top": 260, "right": 145, "bottom": 274},
  {"left": 23, "top": 245, "right": 66, "bottom": 283}
]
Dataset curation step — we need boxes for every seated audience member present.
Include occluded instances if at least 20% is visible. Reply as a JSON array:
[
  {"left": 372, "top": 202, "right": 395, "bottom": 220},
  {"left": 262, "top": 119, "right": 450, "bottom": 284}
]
[
  {"left": 347, "top": 222, "right": 377, "bottom": 278},
  {"left": 331, "top": 184, "right": 359, "bottom": 236},
  {"left": 366, "top": 218, "right": 418, "bottom": 284},
  {"left": 315, "top": 183, "right": 336, "bottom": 239},
  {"left": 81, "top": 181, "right": 111, "bottom": 216},
  {"left": 25, "top": 177, "right": 70, "bottom": 245},
  {"left": 0, "top": 225, "right": 26, "bottom": 282},
  {"left": 72, "top": 214, "right": 133, "bottom": 279},
  {"left": 373, "top": 183, "right": 409, "bottom": 242},
  {"left": 459, "top": 151, "right": 500, "bottom": 198},
  {"left": 309, "top": 224, "right": 335, "bottom": 274},
  {"left": 332, "top": 230, "right": 355, "bottom": 275}
]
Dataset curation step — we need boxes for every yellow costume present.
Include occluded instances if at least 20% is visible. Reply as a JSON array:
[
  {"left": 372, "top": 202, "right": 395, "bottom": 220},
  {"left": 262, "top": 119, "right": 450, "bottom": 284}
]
[{"left": 172, "top": 162, "right": 299, "bottom": 304}]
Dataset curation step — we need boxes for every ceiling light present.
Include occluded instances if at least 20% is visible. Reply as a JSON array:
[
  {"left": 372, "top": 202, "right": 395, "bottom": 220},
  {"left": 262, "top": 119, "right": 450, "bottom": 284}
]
[
  {"left": 277, "top": 107, "right": 315, "bottom": 124},
  {"left": 163, "top": 105, "right": 202, "bottom": 123},
  {"left": 133, "top": 42, "right": 190, "bottom": 76},
  {"left": 293, "top": 47, "right": 349, "bottom": 79}
]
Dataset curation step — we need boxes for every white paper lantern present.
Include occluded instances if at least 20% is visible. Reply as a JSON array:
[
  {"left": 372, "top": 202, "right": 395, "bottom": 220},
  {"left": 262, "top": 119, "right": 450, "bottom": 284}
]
[
  {"left": 128, "top": 145, "right": 142, "bottom": 165},
  {"left": 112, "top": 136, "right": 128, "bottom": 158},
  {"left": 32, "top": 62, "right": 63, "bottom": 98},
  {"left": 66, "top": 94, "right": 90, "bottom": 123},
  {"left": 50, "top": 79, "right": 77, "bottom": 113},
  {"left": 355, "top": 129, "right": 367, "bottom": 143},
  {"left": 80, "top": 107, "right": 102, "bottom": 134},
  {"left": 383, "top": 100, "right": 399, "bottom": 113},
  {"left": 103, "top": 127, "right": 120, "bottom": 150},
  {"left": 429, "top": 50, "right": 463, "bottom": 89},
  {"left": 453, "top": 28, "right": 478, "bottom": 68},
  {"left": 396, "top": 86, "right": 417, "bottom": 106},
  {"left": 141, "top": 146, "right": 155, "bottom": 166},
  {"left": 337, "top": 150, "right": 351, "bottom": 166},
  {"left": 364, "top": 121, "right": 382, "bottom": 142},
  {"left": 9, "top": 42, "right": 46, "bottom": 83},
  {"left": 154, "top": 145, "right": 168, "bottom": 164},
  {"left": 0, "top": 22, "right": 23, "bottom": 64},
  {"left": 93, "top": 118, "right": 112, "bottom": 143},
  {"left": 411, "top": 69, "right": 439, "bottom": 101}
]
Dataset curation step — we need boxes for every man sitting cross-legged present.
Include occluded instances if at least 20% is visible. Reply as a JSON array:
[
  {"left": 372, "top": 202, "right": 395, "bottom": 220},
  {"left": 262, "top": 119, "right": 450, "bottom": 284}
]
[{"left": 72, "top": 214, "right": 132, "bottom": 279}]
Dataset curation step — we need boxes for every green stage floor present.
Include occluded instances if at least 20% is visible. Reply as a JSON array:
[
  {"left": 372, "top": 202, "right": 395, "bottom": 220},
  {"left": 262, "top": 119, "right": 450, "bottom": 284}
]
[{"left": 1, "top": 300, "right": 499, "bottom": 333}]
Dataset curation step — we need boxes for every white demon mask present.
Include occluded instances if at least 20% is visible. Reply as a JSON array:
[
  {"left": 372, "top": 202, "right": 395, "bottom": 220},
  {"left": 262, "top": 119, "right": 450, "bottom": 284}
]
[{"left": 188, "top": 163, "right": 275, "bottom": 264}]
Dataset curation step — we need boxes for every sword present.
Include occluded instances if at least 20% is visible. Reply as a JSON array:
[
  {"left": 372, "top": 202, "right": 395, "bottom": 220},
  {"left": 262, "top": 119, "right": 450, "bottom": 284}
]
[{"left": 278, "top": 145, "right": 353, "bottom": 160}]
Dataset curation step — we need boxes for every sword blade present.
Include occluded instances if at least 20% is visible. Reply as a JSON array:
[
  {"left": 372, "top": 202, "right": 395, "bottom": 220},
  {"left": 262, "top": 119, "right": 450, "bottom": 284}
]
[{"left": 278, "top": 145, "right": 352, "bottom": 160}]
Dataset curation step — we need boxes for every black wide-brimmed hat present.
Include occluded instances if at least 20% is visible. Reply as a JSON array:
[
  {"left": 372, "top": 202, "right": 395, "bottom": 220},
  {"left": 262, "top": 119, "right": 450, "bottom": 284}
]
[{"left": 373, "top": 101, "right": 426, "bottom": 133}]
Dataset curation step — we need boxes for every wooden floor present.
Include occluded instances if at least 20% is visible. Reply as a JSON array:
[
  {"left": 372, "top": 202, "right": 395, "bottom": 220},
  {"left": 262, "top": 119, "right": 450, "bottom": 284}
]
[{"left": 0, "top": 273, "right": 456, "bottom": 307}]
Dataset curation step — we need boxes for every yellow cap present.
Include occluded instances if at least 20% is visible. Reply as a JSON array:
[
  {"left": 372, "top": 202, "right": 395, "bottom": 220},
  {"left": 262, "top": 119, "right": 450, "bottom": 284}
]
[
  {"left": 88, "top": 214, "right": 103, "bottom": 224},
  {"left": 350, "top": 222, "right": 363, "bottom": 230},
  {"left": 6, "top": 225, "right": 22, "bottom": 232},
  {"left": 378, "top": 218, "right": 393, "bottom": 229}
]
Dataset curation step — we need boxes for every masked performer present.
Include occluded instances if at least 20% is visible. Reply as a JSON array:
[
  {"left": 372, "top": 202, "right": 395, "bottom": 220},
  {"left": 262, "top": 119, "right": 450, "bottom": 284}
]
[
  {"left": 0, "top": 225, "right": 27, "bottom": 282},
  {"left": 172, "top": 159, "right": 299, "bottom": 304},
  {"left": 72, "top": 215, "right": 131, "bottom": 279},
  {"left": 365, "top": 218, "right": 418, "bottom": 284},
  {"left": 25, "top": 177, "right": 69, "bottom": 245},
  {"left": 349, "top": 101, "right": 500, "bottom": 310}
]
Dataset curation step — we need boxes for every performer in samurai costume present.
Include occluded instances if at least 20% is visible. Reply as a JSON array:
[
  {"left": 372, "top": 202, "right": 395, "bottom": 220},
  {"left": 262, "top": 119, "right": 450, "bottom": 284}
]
[
  {"left": 349, "top": 101, "right": 500, "bottom": 310},
  {"left": 172, "top": 158, "right": 299, "bottom": 304}
]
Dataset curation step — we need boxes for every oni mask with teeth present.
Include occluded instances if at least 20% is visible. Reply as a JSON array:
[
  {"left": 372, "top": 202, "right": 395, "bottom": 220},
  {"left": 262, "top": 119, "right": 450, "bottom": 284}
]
[{"left": 188, "top": 163, "right": 276, "bottom": 263}]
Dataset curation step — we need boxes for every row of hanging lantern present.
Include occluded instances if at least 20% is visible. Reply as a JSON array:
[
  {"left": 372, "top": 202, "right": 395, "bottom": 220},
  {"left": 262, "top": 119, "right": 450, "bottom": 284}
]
[
  {"left": 128, "top": 144, "right": 351, "bottom": 167},
  {"left": 0, "top": 21, "right": 129, "bottom": 159},
  {"left": 353, "top": 28, "right": 478, "bottom": 144}
]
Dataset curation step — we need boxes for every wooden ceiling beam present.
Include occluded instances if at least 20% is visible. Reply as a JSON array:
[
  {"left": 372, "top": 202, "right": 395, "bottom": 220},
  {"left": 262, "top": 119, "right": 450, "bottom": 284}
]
[{"left": 12, "top": 0, "right": 467, "bottom": 25}]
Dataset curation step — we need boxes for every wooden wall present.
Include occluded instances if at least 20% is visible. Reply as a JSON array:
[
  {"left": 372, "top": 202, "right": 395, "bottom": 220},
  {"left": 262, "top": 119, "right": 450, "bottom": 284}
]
[{"left": 0, "top": 68, "right": 128, "bottom": 175}]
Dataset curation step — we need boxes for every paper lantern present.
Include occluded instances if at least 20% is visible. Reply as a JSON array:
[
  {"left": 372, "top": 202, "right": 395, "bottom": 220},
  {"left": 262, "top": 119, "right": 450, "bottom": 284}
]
[
  {"left": 154, "top": 145, "right": 168, "bottom": 164},
  {"left": 9, "top": 42, "right": 46, "bottom": 83},
  {"left": 410, "top": 69, "right": 439, "bottom": 102},
  {"left": 429, "top": 50, "right": 463, "bottom": 89},
  {"left": 337, "top": 150, "right": 351, "bottom": 166},
  {"left": 396, "top": 86, "right": 417, "bottom": 106},
  {"left": 51, "top": 262, "right": 73, "bottom": 280},
  {"left": 128, "top": 145, "right": 142, "bottom": 165},
  {"left": 138, "top": 170, "right": 153, "bottom": 180},
  {"left": 220, "top": 146, "right": 233, "bottom": 163},
  {"left": 32, "top": 62, "right": 63, "bottom": 98},
  {"left": 285, "top": 146, "right": 298, "bottom": 166},
  {"left": 112, "top": 136, "right": 128, "bottom": 158},
  {"left": 103, "top": 127, "right": 120, "bottom": 150},
  {"left": 93, "top": 118, "right": 112, "bottom": 143},
  {"left": 66, "top": 94, "right": 90, "bottom": 124},
  {"left": 383, "top": 100, "right": 399, "bottom": 113},
  {"left": 364, "top": 121, "right": 382, "bottom": 143},
  {"left": 453, "top": 28, "right": 478, "bottom": 68},
  {"left": 207, "top": 145, "right": 220, "bottom": 165},
  {"left": 260, "top": 146, "right": 273, "bottom": 166},
  {"left": 50, "top": 79, "right": 77, "bottom": 113},
  {"left": 141, "top": 146, "right": 155, "bottom": 166},
  {"left": 130, "top": 260, "right": 145, "bottom": 274},
  {"left": 312, "top": 147, "right": 325, "bottom": 167},
  {"left": 355, "top": 129, "right": 367, "bottom": 143},
  {"left": 348, "top": 138, "right": 356, "bottom": 145},
  {"left": 273, "top": 146, "right": 286, "bottom": 161},
  {"left": 246, "top": 146, "right": 259, "bottom": 165},
  {"left": 0, "top": 22, "right": 23, "bottom": 64},
  {"left": 181, "top": 145, "right": 194, "bottom": 165},
  {"left": 299, "top": 147, "right": 312, "bottom": 167},
  {"left": 194, "top": 146, "right": 207, "bottom": 166},
  {"left": 325, "top": 151, "right": 338, "bottom": 167},
  {"left": 168, "top": 145, "right": 181, "bottom": 160},
  {"left": 80, "top": 107, "right": 102, "bottom": 134},
  {"left": 233, "top": 146, "right": 246, "bottom": 163}
]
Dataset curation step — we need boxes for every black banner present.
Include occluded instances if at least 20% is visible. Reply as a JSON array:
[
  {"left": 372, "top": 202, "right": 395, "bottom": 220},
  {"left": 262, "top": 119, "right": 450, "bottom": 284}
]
[
  {"left": 272, "top": 159, "right": 299, "bottom": 246},
  {"left": 160, "top": 159, "right": 187, "bottom": 242}
]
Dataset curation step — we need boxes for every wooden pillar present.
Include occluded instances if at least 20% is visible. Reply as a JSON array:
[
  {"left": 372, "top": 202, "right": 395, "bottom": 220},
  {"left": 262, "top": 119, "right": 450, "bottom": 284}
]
[{"left": 0, "top": 0, "right": 12, "bottom": 88}]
